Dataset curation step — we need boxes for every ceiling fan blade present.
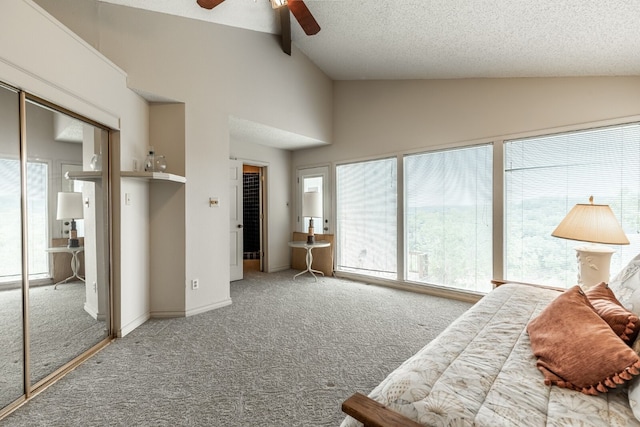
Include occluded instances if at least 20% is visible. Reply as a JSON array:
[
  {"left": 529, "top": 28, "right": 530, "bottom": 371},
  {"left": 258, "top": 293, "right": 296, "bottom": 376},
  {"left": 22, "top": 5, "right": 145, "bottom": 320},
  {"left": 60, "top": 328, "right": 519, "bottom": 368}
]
[
  {"left": 280, "top": 6, "right": 291, "bottom": 55},
  {"left": 196, "top": 0, "right": 225, "bottom": 10},
  {"left": 287, "top": 0, "right": 320, "bottom": 36}
]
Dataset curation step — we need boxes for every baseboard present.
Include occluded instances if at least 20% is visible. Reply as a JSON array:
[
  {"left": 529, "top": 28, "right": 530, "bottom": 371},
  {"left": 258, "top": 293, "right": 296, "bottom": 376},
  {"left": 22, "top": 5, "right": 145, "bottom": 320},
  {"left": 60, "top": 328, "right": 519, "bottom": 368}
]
[
  {"left": 118, "top": 312, "right": 150, "bottom": 337},
  {"left": 150, "top": 310, "right": 186, "bottom": 318},
  {"left": 268, "top": 265, "right": 290, "bottom": 273},
  {"left": 334, "top": 271, "right": 484, "bottom": 304},
  {"left": 185, "top": 298, "right": 232, "bottom": 317},
  {"left": 83, "top": 303, "right": 106, "bottom": 321}
]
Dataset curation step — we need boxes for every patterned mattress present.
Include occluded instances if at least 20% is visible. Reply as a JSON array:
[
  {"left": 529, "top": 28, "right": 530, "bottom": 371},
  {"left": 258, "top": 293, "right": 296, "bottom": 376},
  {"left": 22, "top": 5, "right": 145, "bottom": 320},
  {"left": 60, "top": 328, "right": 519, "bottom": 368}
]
[{"left": 340, "top": 283, "right": 640, "bottom": 427}]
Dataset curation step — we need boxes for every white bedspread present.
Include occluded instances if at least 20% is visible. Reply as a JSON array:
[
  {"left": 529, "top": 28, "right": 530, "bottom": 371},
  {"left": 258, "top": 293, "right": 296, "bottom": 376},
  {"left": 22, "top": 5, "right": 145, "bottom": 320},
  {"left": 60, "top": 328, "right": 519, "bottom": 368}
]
[{"left": 341, "top": 283, "right": 640, "bottom": 427}]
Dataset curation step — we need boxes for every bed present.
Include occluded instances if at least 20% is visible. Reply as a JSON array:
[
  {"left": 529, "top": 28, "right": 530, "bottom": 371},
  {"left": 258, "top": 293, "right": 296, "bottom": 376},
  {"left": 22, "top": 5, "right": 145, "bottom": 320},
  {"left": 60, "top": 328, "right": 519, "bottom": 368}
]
[{"left": 340, "top": 280, "right": 640, "bottom": 427}]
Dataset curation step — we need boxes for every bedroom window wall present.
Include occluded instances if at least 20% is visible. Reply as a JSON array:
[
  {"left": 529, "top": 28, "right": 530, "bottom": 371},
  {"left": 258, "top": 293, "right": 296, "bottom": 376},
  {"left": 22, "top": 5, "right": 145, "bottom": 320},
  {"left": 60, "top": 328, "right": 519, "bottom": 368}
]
[
  {"left": 333, "top": 121, "right": 640, "bottom": 295},
  {"left": 504, "top": 123, "right": 640, "bottom": 288}
]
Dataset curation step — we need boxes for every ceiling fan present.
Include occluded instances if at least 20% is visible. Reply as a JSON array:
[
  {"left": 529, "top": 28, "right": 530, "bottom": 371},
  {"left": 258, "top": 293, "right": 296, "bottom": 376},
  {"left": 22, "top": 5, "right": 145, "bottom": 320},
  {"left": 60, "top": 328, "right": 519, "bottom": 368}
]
[{"left": 196, "top": 0, "right": 321, "bottom": 55}]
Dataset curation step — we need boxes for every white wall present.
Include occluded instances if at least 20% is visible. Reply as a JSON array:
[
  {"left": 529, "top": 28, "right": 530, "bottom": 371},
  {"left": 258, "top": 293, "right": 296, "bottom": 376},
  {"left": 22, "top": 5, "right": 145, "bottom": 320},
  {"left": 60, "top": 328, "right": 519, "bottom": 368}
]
[
  {"left": 148, "top": 103, "right": 186, "bottom": 316},
  {"left": 293, "top": 77, "right": 640, "bottom": 168},
  {"left": 91, "top": 4, "right": 333, "bottom": 314},
  {"left": 34, "top": 1, "right": 333, "bottom": 318}
]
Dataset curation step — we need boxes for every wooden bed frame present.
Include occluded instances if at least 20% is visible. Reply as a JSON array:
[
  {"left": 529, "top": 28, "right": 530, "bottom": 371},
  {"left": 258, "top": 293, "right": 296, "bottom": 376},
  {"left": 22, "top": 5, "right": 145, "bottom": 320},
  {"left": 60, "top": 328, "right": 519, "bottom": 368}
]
[{"left": 341, "top": 392, "right": 423, "bottom": 427}]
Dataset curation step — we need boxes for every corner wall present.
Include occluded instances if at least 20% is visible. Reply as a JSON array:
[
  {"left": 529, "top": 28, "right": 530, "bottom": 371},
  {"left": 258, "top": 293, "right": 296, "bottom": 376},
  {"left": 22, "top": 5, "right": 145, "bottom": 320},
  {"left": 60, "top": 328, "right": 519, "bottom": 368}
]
[
  {"left": 92, "top": 4, "right": 332, "bottom": 314},
  {"left": 36, "top": 0, "right": 333, "bottom": 317}
]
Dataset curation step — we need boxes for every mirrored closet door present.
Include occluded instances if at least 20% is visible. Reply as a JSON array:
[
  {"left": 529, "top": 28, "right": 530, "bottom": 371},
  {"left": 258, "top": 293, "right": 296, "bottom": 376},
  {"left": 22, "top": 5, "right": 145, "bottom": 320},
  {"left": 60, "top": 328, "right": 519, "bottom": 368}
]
[
  {"left": 0, "top": 84, "right": 113, "bottom": 416},
  {"left": 0, "top": 83, "right": 24, "bottom": 411}
]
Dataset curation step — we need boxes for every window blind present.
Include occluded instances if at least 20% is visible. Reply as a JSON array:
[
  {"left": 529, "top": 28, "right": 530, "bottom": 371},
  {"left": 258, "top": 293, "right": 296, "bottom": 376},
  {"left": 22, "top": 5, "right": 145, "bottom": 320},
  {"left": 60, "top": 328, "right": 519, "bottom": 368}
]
[
  {"left": 404, "top": 144, "right": 493, "bottom": 292},
  {"left": 336, "top": 158, "right": 397, "bottom": 279},
  {"left": 505, "top": 123, "right": 640, "bottom": 287}
]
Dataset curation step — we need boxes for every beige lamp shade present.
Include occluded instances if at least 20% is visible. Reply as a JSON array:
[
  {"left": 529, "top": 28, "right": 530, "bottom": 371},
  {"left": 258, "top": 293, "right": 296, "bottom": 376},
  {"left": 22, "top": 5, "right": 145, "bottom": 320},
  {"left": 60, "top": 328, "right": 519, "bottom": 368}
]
[
  {"left": 56, "top": 192, "right": 84, "bottom": 220},
  {"left": 302, "top": 191, "right": 322, "bottom": 218},
  {"left": 551, "top": 199, "right": 629, "bottom": 245}
]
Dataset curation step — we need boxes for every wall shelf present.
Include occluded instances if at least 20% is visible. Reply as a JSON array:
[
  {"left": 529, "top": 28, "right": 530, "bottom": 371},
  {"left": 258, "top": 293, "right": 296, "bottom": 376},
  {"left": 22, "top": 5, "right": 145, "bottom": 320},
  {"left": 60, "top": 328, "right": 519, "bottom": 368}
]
[
  {"left": 65, "top": 171, "right": 103, "bottom": 182},
  {"left": 121, "top": 171, "right": 186, "bottom": 183}
]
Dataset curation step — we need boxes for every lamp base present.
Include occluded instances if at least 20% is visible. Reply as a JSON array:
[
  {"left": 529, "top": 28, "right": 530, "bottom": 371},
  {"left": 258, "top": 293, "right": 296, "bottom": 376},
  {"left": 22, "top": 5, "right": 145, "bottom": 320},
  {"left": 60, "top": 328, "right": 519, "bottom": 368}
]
[
  {"left": 306, "top": 235, "right": 315, "bottom": 244},
  {"left": 574, "top": 244, "right": 616, "bottom": 289},
  {"left": 67, "top": 238, "right": 80, "bottom": 248}
]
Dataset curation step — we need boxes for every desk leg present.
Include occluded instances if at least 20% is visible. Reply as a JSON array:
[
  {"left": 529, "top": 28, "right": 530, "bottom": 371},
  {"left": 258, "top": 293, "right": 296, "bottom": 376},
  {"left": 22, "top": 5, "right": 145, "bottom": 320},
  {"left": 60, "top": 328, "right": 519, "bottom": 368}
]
[
  {"left": 293, "top": 247, "right": 325, "bottom": 282},
  {"left": 54, "top": 250, "right": 85, "bottom": 289}
]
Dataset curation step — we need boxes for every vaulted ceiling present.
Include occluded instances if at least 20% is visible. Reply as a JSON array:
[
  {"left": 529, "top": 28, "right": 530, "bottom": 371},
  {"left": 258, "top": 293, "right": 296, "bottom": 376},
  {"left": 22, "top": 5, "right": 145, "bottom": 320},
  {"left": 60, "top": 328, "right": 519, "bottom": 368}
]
[{"left": 100, "top": 0, "right": 640, "bottom": 80}]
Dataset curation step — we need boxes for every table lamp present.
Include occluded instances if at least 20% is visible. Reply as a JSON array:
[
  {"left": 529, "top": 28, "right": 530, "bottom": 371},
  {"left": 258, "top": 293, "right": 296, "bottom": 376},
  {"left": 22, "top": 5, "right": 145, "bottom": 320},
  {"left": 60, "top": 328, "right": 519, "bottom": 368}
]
[
  {"left": 551, "top": 196, "right": 629, "bottom": 288},
  {"left": 302, "top": 190, "right": 322, "bottom": 244},
  {"left": 57, "top": 192, "right": 84, "bottom": 248}
]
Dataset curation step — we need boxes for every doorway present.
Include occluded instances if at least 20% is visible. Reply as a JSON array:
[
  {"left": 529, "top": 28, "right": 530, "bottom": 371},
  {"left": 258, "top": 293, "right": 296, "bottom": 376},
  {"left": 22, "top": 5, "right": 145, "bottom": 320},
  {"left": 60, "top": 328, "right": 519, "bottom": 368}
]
[
  {"left": 243, "top": 165, "right": 263, "bottom": 273},
  {"left": 230, "top": 161, "right": 267, "bottom": 281},
  {"left": 297, "top": 166, "right": 331, "bottom": 234}
]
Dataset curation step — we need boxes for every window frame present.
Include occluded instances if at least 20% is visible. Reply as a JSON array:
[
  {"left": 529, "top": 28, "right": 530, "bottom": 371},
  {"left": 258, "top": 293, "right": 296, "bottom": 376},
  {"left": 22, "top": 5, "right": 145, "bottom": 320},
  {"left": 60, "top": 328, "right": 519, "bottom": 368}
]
[{"left": 326, "top": 115, "right": 640, "bottom": 296}]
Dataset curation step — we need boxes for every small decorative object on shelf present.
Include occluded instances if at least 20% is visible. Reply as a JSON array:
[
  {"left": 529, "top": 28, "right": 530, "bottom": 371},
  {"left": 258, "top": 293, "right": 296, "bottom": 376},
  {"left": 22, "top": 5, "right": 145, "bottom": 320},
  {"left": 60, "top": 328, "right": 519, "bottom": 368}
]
[
  {"left": 155, "top": 155, "right": 167, "bottom": 172},
  {"left": 144, "top": 146, "right": 156, "bottom": 172},
  {"left": 90, "top": 151, "right": 102, "bottom": 171}
]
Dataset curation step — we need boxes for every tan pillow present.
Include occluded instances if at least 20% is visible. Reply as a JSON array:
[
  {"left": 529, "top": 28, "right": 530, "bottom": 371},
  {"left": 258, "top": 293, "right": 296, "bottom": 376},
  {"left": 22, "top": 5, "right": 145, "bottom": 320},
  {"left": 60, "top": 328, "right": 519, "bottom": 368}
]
[
  {"left": 527, "top": 285, "right": 640, "bottom": 395},
  {"left": 586, "top": 281, "right": 640, "bottom": 343}
]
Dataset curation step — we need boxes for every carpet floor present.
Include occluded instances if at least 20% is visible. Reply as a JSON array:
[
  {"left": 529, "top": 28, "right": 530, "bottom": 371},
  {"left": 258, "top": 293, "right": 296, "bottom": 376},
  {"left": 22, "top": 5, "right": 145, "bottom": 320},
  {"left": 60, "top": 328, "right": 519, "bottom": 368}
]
[
  {"left": 3, "top": 270, "right": 472, "bottom": 426},
  {"left": 0, "top": 281, "right": 107, "bottom": 409}
]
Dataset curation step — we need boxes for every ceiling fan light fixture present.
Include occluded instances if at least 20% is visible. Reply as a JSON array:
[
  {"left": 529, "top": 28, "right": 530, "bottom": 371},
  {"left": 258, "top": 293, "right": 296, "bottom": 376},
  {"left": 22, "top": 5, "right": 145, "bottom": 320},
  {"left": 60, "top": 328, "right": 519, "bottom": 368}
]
[{"left": 270, "top": 0, "right": 288, "bottom": 9}]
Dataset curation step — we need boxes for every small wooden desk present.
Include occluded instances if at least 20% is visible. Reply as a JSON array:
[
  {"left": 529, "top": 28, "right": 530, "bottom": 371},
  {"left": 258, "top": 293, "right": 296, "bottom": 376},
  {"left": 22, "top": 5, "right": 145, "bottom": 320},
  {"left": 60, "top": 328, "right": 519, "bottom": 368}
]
[
  {"left": 288, "top": 240, "right": 331, "bottom": 281},
  {"left": 45, "top": 246, "right": 85, "bottom": 289}
]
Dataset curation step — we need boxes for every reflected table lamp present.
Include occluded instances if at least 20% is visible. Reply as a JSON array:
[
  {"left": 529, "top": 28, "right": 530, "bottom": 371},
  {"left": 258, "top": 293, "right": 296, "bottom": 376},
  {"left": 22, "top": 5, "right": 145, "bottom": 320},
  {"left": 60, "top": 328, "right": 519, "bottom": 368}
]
[
  {"left": 551, "top": 196, "right": 629, "bottom": 288},
  {"left": 303, "top": 190, "right": 322, "bottom": 244},
  {"left": 57, "top": 192, "right": 84, "bottom": 248}
]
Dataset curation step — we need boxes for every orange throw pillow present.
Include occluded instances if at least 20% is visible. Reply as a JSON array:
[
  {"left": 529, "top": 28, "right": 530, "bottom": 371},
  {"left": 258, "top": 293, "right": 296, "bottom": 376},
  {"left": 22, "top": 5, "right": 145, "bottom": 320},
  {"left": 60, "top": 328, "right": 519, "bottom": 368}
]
[
  {"left": 586, "top": 281, "right": 640, "bottom": 343},
  {"left": 527, "top": 285, "right": 640, "bottom": 395}
]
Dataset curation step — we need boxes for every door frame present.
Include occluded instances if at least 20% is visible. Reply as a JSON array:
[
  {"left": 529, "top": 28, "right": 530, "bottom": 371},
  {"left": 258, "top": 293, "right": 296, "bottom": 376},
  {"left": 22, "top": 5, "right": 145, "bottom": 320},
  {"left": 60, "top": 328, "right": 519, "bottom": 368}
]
[{"left": 230, "top": 159, "right": 269, "bottom": 278}]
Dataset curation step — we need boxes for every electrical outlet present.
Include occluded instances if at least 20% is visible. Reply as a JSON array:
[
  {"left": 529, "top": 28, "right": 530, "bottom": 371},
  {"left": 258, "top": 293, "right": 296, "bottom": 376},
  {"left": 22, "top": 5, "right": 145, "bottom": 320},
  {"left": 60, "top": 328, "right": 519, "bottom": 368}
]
[{"left": 191, "top": 279, "right": 199, "bottom": 290}]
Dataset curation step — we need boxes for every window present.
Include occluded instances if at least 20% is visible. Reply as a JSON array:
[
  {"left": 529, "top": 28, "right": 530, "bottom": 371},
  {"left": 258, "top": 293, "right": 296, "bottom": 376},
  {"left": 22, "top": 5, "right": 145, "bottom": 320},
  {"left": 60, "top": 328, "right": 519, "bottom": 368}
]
[
  {"left": 336, "top": 158, "right": 397, "bottom": 279},
  {"left": 405, "top": 145, "right": 493, "bottom": 292},
  {"left": 505, "top": 123, "right": 640, "bottom": 288},
  {"left": 0, "top": 159, "right": 49, "bottom": 281},
  {"left": 298, "top": 166, "right": 331, "bottom": 234}
]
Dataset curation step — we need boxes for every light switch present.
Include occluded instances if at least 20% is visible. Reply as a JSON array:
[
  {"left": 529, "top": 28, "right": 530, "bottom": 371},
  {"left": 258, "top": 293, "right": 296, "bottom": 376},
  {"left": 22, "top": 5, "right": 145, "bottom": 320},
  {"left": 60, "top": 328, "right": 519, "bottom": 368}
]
[{"left": 125, "top": 193, "right": 132, "bottom": 206}]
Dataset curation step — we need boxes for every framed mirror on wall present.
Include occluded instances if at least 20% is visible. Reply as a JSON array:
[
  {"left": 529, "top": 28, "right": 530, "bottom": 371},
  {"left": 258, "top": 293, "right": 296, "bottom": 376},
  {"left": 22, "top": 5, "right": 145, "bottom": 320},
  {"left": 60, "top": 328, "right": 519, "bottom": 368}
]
[{"left": 0, "top": 83, "right": 114, "bottom": 417}]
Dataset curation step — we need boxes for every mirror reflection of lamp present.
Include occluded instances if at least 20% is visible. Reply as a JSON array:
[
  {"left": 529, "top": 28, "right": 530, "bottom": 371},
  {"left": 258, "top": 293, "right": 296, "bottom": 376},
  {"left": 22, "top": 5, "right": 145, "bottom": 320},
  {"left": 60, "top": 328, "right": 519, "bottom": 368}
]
[
  {"left": 551, "top": 196, "right": 629, "bottom": 288},
  {"left": 57, "top": 192, "right": 84, "bottom": 248},
  {"left": 303, "top": 190, "right": 322, "bottom": 244}
]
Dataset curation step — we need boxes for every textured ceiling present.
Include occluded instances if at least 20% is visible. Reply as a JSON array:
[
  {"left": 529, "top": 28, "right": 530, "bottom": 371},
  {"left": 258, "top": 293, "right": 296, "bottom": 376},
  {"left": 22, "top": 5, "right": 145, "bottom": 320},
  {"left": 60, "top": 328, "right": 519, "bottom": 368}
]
[
  {"left": 100, "top": 0, "right": 640, "bottom": 80},
  {"left": 97, "top": 0, "right": 640, "bottom": 150}
]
